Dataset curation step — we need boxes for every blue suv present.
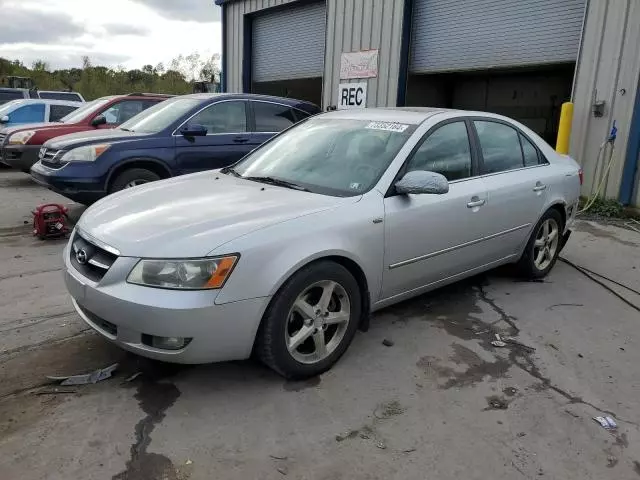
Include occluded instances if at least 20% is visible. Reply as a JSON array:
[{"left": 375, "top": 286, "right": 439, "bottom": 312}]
[{"left": 30, "top": 93, "right": 320, "bottom": 204}]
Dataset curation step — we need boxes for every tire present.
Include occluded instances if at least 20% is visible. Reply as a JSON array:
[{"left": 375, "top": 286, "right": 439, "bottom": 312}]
[
  {"left": 109, "top": 168, "right": 161, "bottom": 193},
  {"left": 256, "top": 261, "right": 362, "bottom": 379},
  {"left": 517, "top": 208, "right": 564, "bottom": 279}
]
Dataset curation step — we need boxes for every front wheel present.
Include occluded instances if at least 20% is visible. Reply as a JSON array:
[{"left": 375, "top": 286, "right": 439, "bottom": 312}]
[
  {"left": 256, "top": 261, "right": 362, "bottom": 379},
  {"left": 517, "top": 209, "right": 563, "bottom": 279},
  {"left": 109, "top": 168, "right": 160, "bottom": 193}
]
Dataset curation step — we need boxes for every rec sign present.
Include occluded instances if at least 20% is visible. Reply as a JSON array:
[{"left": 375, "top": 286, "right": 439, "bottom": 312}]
[{"left": 337, "top": 82, "right": 367, "bottom": 110}]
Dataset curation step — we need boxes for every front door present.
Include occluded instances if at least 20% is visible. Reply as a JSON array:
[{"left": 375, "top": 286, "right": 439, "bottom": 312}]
[
  {"left": 174, "top": 100, "right": 254, "bottom": 174},
  {"left": 470, "top": 119, "right": 551, "bottom": 260},
  {"left": 382, "top": 120, "right": 489, "bottom": 300}
]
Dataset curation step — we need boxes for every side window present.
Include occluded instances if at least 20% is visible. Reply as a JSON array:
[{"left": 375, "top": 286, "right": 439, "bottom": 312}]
[
  {"left": 100, "top": 100, "right": 145, "bottom": 125},
  {"left": 252, "top": 102, "right": 296, "bottom": 132},
  {"left": 189, "top": 101, "right": 247, "bottom": 134},
  {"left": 49, "top": 105, "right": 78, "bottom": 122},
  {"left": 405, "top": 121, "right": 473, "bottom": 181},
  {"left": 9, "top": 103, "right": 46, "bottom": 123},
  {"left": 293, "top": 109, "right": 311, "bottom": 122},
  {"left": 474, "top": 121, "right": 524, "bottom": 174},
  {"left": 520, "top": 133, "right": 541, "bottom": 167}
]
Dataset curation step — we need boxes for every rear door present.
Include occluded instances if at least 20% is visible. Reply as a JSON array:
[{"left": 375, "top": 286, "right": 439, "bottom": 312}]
[
  {"left": 249, "top": 100, "right": 306, "bottom": 148},
  {"left": 470, "top": 118, "right": 553, "bottom": 260},
  {"left": 382, "top": 120, "right": 489, "bottom": 299},
  {"left": 49, "top": 104, "right": 79, "bottom": 122},
  {"left": 174, "top": 100, "right": 252, "bottom": 174}
]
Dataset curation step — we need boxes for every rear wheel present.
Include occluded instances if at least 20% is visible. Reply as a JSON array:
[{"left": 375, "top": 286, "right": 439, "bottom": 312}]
[
  {"left": 109, "top": 168, "right": 160, "bottom": 193},
  {"left": 517, "top": 209, "right": 563, "bottom": 279},
  {"left": 256, "top": 261, "right": 361, "bottom": 379}
]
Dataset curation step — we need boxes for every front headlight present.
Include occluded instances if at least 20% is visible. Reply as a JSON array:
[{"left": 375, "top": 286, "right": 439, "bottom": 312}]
[
  {"left": 8, "top": 130, "right": 36, "bottom": 145},
  {"left": 127, "top": 255, "right": 239, "bottom": 290},
  {"left": 60, "top": 144, "right": 111, "bottom": 162}
]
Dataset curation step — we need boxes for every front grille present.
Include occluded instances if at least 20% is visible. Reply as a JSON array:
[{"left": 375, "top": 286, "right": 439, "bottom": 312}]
[
  {"left": 40, "top": 147, "right": 66, "bottom": 169},
  {"left": 70, "top": 231, "right": 118, "bottom": 282}
]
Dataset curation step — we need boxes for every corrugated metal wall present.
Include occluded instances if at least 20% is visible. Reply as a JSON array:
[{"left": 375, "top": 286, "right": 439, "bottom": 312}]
[
  {"left": 570, "top": 0, "right": 640, "bottom": 205},
  {"left": 224, "top": 0, "right": 299, "bottom": 93},
  {"left": 322, "top": 0, "right": 405, "bottom": 108},
  {"left": 410, "top": 0, "right": 585, "bottom": 73}
]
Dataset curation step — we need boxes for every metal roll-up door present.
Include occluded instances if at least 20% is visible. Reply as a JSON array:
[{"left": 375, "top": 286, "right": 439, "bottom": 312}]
[
  {"left": 410, "top": 0, "right": 586, "bottom": 74},
  {"left": 252, "top": 2, "right": 326, "bottom": 83}
]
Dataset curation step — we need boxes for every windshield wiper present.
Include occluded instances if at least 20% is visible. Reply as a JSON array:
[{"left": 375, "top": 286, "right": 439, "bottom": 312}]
[
  {"left": 244, "top": 176, "right": 310, "bottom": 192},
  {"left": 120, "top": 127, "right": 133, "bottom": 132},
  {"left": 221, "top": 166, "right": 241, "bottom": 177}
]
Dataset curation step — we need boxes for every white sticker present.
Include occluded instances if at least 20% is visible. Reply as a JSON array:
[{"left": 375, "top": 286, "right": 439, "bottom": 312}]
[
  {"left": 365, "top": 121, "right": 409, "bottom": 133},
  {"left": 349, "top": 182, "right": 361, "bottom": 190}
]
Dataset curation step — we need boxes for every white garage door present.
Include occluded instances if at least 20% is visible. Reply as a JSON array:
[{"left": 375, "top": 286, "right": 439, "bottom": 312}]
[
  {"left": 252, "top": 2, "right": 326, "bottom": 83},
  {"left": 410, "top": 0, "right": 586, "bottom": 73}
]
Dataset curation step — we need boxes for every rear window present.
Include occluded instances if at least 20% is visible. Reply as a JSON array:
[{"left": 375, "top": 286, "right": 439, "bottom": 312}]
[{"left": 39, "top": 92, "right": 83, "bottom": 102}]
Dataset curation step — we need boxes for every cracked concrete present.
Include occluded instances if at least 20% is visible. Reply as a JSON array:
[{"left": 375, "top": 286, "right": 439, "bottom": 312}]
[{"left": 1, "top": 170, "right": 640, "bottom": 479}]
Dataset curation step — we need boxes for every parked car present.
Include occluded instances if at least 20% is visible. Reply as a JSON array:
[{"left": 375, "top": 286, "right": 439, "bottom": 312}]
[
  {"left": 0, "top": 99, "right": 82, "bottom": 127},
  {"left": 0, "top": 87, "right": 84, "bottom": 105},
  {"left": 0, "top": 93, "right": 172, "bottom": 172},
  {"left": 30, "top": 93, "right": 321, "bottom": 204},
  {"left": 63, "top": 108, "right": 581, "bottom": 378}
]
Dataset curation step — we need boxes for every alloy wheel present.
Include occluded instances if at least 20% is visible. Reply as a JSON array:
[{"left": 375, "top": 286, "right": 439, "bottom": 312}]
[
  {"left": 124, "top": 179, "right": 148, "bottom": 188},
  {"left": 285, "top": 280, "right": 351, "bottom": 364},
  {"left": 533, "top": 218, "right": 559, "bottom": 271}
]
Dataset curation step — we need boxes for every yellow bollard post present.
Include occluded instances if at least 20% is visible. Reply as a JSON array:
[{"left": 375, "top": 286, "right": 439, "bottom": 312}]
[{"left": 556, "top": 102, "right": 574, "bottom": 154}]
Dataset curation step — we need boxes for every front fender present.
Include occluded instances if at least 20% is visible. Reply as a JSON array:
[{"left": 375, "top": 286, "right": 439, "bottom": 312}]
[{"left": 211, "top": 194, "right": 385, "bottom": 307}]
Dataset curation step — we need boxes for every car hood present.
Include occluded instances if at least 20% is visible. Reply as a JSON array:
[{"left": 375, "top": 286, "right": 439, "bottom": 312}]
[
  {"left": 46, "top": 129, "right": 145, "bottom": 149},
  {"left": 1, "top": 122, "right": 54, "bottom": 136},
  {"left": 78, "top": 172, "right": 356, "bottom": 258}
]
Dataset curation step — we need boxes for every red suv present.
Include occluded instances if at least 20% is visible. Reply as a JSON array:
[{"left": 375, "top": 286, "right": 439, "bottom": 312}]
[{"left": 0, "top": 93, "right": 172, "bottom": 172}]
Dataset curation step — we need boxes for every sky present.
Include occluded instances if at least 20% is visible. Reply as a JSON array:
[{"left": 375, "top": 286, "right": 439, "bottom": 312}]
[{"left": 0, "top": 0, "right": 222, "bottom": 70}]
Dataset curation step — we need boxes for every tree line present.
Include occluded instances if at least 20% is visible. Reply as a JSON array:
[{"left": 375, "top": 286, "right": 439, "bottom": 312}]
[{"left": 0, "top": 53, "right": 221, "bottom": 100}]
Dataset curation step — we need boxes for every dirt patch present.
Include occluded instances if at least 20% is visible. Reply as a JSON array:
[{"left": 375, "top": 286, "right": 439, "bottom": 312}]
[
  {"left": 0, "top": 331, "right": 126, "bottom": 398},
  {"left": 577, "top": 222, "right": 639, "bottom": 248}
]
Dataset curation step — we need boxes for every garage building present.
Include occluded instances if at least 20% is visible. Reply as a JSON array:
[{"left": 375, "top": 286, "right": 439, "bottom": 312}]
[{"left": 217, "top": 0, "right": 640, "bottom": 207}]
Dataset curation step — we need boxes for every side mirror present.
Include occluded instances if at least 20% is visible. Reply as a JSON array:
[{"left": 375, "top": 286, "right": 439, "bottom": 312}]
[
  {"left": 395, "top": 170, "right": 449, "bottom": 195},
  {"left": 91, "top": 114, "right": 107, "bottom": 127},
  {"left": 0, "top": 115, "right": 9, "bottom": 123},
  {"left": 180, "top": 123, "right": 208, "bottom": 137}
]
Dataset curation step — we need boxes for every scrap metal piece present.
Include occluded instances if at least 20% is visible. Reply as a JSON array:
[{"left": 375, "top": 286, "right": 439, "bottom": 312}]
[{"left": 47, "top": 363, "right": 118, "bottom": 386}]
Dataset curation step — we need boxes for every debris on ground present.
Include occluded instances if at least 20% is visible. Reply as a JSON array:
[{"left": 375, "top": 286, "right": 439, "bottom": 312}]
[
  {"left": 491, "top": 333, "right": 536, "bottom": 352},
  {"left": 185, "top": 459, "right": 193, "bottom": 465},
  {"left": 503, "top": 387, "right": 518, "bottom": 396},
  {"left": 123, "top": 372, "right": 143, "bottom": 383},
  {"left": 402, "top": 448, "right": 416, "bottom": 454},
  {"left": 376, "top": 441, "right": 387, "bottom": 450},
  {"left": 269, "top": 455, "right": 288, "bottom": 461},
  {"left": 47, "top": 363, "right": 118, "bottom": 386},
  {"left": 593, "top": 416, "right": 618, "bottom": 430},
  {"left": 382, "top": 338, "right": 394, "bottom": 347},
  {"left": 35, "top": 388, "right": 78, "bottom": 396},
  {"left": 485, "top": 396, "right": 509, "bottom": 410},
  {"left": 276, "top": 466, "right": 288, "bottom": 476},
  {"left": 517, "top": 432, "right": 526, "bottom": 437},
  {"left": 491, "top": 333, "right": 507, "bottom": 347},
  {"left": 373, "top": 400, "right": 405, "bottom": 419}
]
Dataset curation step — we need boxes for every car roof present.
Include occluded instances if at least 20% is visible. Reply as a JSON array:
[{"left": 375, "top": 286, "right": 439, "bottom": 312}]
[
  {"left": 320, "top": 107, "right": 523, "bottom": 126},
  {"left": 0, "top": 98, "right": 82, "bottom": 107},
  {"left": 179, "top": 92, "right": 318, "bottom": 108}
]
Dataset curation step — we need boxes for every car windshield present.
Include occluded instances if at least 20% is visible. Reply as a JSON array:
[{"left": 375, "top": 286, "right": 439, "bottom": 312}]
[
  {"left": 119, "top": 98, "right": 201, "bottom": 133},
  {"left": 60, "top": 97, "right": 113, "bottom": 123},
  {"left": 230, "top": 117, "right": 416, "bottom": 197}
]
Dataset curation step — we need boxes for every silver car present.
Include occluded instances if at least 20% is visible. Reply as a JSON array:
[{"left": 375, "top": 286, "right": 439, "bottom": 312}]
[{"left": 64, "top": 108, "right": 581, "bottom": 378}]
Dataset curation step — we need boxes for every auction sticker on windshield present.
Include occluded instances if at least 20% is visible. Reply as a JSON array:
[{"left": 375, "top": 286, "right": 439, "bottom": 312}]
[{"left": 366, "top": 121, "right": 409, "bottom": 133}]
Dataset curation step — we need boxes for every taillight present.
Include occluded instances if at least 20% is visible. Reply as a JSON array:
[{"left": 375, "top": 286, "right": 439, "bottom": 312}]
[{"left": 578, "top": 169, "right": 583, "bottom": 185}]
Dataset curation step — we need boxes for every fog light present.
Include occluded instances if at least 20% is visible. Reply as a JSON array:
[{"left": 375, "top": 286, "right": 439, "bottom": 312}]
[{"left": 142, "top": 334, "right": 192, "bottom": 350}]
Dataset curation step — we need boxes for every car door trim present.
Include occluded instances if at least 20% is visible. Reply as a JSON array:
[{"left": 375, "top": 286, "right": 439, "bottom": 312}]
[{"left": 388, "top": 223, "right": 531, "bottom": 270}]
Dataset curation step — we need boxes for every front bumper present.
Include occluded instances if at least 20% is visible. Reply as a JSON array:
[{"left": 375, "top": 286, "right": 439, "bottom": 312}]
[
  {"left": 30, "top": 160, "right": 106, "bottom": 204},
  {"left": 64, "top": 242, "right": 270, "bottom": 363},
  {"left": 2, "top": 144, "right": 40, "bottom": 172}
]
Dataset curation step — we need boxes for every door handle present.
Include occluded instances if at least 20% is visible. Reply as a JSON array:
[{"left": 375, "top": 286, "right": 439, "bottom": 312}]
[
  {"left": 533, "top": 183, "right": 547, "bottom": 192},
  {"left": 467, "top": 198, "right": 486, "bottom": 208},
  {"left": 233, "top": 136, "right": 249, "bottom": 143}
]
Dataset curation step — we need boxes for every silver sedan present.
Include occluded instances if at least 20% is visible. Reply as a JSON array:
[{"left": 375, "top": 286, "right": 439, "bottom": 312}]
[{"left": 64, "top": 108, "right": 581, "bottom": 378}]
